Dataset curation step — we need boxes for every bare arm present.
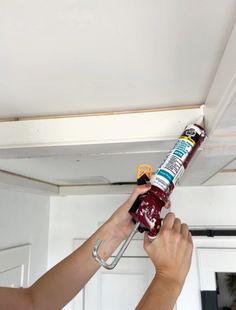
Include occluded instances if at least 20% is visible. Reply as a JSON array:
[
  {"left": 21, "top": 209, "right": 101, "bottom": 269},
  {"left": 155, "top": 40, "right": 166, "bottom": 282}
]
[
  {"left": 136, "top": 213, "right": 193, "bottom": 310},
  {"left": 0, "top": 184, "right": 152, "bottom": 310}
]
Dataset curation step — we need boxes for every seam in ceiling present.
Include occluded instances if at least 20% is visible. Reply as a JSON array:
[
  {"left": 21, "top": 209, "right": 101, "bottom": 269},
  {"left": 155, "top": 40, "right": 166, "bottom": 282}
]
[{"left": 0, "top": 104, "right": 203, "bottom": 123}]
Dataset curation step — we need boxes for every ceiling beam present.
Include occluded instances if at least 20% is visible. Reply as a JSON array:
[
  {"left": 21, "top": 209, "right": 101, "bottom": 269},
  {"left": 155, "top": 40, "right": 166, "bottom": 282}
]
[
  {"left": 0, "top": 107, "right": 204, "bottom": 192},
  {"left": 0, "top": 170, "right": 59, "bottom": 196},
  {"left": 204, "top": 170, "right": 236, "bottom": 186},
  {"left": 59, "top": 184, "right": 134, "bottom": 196},
  {"left": 0, "top": 107, "right": 203, "bottom": 155},
  {"left": 181, "top": 21, "right": 236, "bottom": 186},
  {"left": 204, "top": 21, "right": 236, "bottom": 135}
]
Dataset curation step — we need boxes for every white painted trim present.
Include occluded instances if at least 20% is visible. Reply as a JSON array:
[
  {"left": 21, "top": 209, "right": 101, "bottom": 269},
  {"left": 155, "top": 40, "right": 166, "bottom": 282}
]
[
  {"left": 0, "top": 170, "right": 59, "bottom": 196},
  {"left": 204, "top": 170, "right": 236, "bottom": 186},
  {"left": 0, "top": 108, "right": 203, "bottom": 149},
  {"left": 204, "top": 21, "right": 236, "bottom": 135},
  {"left": 180, "top": 150, "right": 236, "bottom": 186},
  {"left": 0, "top": 108, "right": 204, "bottom": 193},
  {"left": 181, "top": 21, "right": 236, "bottom": 185},
  {"left": 197, "top": 247, "right": 236, "bottom": 291},
  {"left": 0, "top": 244, "right": 31, "bottom": 287},
  {"left": 59, "top": 184, "right": 134, "bottom": 196}
]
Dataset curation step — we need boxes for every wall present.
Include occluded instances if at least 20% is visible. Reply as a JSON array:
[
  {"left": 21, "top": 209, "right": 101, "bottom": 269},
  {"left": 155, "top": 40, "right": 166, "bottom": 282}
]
[
  {"left": 0, "top": 188, "right": 50, "bottom": 285},
  {"left": 48, "top": 185, "right": 236, "bottom": 310},
  {"left": 48, "top": 194, "right": 126, "bottom": 267}
]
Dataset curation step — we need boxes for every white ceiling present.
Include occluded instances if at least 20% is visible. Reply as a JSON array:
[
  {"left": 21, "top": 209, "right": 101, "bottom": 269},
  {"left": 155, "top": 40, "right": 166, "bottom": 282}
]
[
  {"left": 0, "top": 0, "right": 236, "bottom": 118},
  {"left": 0, "top": 0, "right": 236, "bottom": 193}
]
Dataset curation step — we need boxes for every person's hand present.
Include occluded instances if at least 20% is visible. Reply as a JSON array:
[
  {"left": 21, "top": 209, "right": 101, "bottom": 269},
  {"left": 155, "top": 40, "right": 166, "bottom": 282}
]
[
  {"left": 143, "top": 212, "right": 193, "bottom": 289},
  {"left": 107, "top": 184, "right": 171, "bottom": 241},
  {"left": 107, "top": 184, "right": 151, "bottom": 241}
]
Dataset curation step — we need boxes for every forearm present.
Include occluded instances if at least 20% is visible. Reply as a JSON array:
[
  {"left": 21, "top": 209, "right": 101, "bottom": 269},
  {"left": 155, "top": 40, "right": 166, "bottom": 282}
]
[
  {"left": 0, "top": 288, "right": 33, "bottom": 310},
  {"left": 0, "top": 185, "right": 150, "bottom": 310},
  {"left": 28, "top": 218, "right": 123, "bottom": 310},
  {"left": 136, "top": 275, "right": 181, "bottom": 310}
]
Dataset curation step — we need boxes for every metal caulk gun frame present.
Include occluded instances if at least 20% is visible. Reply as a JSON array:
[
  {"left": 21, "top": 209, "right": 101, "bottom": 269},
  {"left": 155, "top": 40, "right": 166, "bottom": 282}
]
[{"left": 92, "top": 165, "right": 153, "bottom": 270}]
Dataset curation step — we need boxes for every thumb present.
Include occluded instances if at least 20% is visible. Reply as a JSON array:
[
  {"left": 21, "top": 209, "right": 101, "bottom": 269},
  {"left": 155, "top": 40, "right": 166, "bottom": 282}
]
[
  {"left": 143, "top": 232, "right": 151, "bottom": 251},
  {"left": 128, "top": 184, "right": 151, "bottom": 205}
]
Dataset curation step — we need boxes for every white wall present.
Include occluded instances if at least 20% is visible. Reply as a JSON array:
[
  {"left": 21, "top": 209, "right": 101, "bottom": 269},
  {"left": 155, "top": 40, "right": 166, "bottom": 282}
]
[
  {"left": 48, "top": 194, "right": 126, "bottom": 268},
  {"left": 48, "top": 185, "right": 236, "bottom": 310},
  {"left": 171, "top": 185, "right": 236, "bottom": 227},
  {"left": 0, "top": 188, "right": 50, "bottom": 285}
]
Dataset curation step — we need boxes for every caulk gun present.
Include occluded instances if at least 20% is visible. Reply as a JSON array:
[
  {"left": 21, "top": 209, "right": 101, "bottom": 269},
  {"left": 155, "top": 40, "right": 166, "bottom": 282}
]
[{"left": 93, "top": 124, "right": 206, "bottom": 269}]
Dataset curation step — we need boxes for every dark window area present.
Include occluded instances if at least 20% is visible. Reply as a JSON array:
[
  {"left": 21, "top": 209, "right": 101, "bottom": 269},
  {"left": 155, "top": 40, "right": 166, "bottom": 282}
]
[
  {"left": 216, "top": 273, "right": 236, "bottom": 310},
  {"left": 201, "top": 291, "right": 218, "bottom": 310}
]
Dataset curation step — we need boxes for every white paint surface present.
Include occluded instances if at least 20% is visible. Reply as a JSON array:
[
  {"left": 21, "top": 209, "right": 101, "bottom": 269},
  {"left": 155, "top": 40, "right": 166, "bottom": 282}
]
[
  {"left": 0, "top": 108, "right": 205, "bottom": 187},
  {"left": 0, "top": 109, "right": 202, "bottom": 149},
  {"left": 0, "top": 245, "right": 31, "bottom": 287},
  {"left": 0, "top": 0, "right": 236, "bottom": 117},
  {"left": 48, "top": 185, "right": 236, "bottom": 309},
  {"left": 197, "top": 247, "right": 236, "bottom": 291},
  {"left": 171, "top": 186, "right": 236, "bottom": 226},
  {"left": 0, "top": 1, "right": 236, "bottom": 188},
  {"left": 0, "top": 189, "right": 50, "bottom": 284}
]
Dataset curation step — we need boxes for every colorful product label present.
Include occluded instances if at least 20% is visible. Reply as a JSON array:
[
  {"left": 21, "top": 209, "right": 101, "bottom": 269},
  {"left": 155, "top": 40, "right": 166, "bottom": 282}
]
[{"left": 151, "top": 125, "right": 201, "bottom": 192}]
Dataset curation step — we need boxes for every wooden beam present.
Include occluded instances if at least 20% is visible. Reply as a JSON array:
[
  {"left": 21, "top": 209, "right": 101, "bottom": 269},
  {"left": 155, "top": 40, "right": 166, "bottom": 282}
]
[
  {"left": 181, "top": 21, "right": 236, "bottom": 186},
  {"left": 204, "top": 21, "right": 236, "bottom": 135},
  {"left": 59, "top": 184, "right": 134, "bottom": 196},
  {"left": 0, "top": 170, "right": 59, "bottom": 196},
  {"left": 0, "top": 107, "right": 203, "bottom": 152}
]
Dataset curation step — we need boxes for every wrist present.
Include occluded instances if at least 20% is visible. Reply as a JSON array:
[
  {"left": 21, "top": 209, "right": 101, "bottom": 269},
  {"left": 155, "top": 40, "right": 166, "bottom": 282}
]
[
  {"left": 135, "top": 273, "right": 182, "bottom": 310},
  {"left": 153, "top": 273, "right": 183, "bottom": 296},
  {"left": 104, "top": 218, "right": 126, "bottom": 243},
  {"left": 106, "top": 213, "right": 134, "bottom": 242},
  {"left": 93, "top": 220, "right": 123, "bottom": 262}
]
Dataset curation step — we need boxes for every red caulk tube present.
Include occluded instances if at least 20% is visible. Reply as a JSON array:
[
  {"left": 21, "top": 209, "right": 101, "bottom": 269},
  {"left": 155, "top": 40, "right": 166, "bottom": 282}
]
[{"left": 129, "top": 124, "right": 206, "bottom": 239}]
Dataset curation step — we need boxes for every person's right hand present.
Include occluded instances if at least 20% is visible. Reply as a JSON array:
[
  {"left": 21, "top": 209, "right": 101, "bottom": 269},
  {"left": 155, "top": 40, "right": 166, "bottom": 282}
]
[{"left": 144, "top": 212, "right": 193, "bottom": 289}]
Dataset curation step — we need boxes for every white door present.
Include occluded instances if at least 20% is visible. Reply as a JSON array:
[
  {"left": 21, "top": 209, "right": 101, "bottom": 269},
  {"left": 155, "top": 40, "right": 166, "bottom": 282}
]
[
  {"left": 0, "top": 245, "right": 30, "bottom": 288},
  {"left": 83, "top": 257, "right": 154, "bottom": 310},
  {"left": 71, "top": 239, "right": 155, "bottom": 310},
  {"left": 66, "top": 239, "right": 178, "bottom": 310},
  {"left": 0, "top": 265, "right": 23, "bottom": 288}
]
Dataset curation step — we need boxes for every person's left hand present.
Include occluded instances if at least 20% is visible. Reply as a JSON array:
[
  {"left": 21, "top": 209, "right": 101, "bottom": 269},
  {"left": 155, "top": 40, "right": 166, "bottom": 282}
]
[{"left": 107, "top": 184, "right": 171, "bottom": 241}]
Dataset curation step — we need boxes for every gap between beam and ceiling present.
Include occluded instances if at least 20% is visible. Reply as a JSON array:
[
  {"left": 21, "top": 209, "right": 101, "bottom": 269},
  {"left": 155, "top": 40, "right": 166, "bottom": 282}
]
[{"left": 0, "top": 104, "right": 202, "bottom": 122}]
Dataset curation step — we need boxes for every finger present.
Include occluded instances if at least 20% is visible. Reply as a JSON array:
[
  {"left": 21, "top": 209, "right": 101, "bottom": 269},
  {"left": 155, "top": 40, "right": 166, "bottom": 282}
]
[
  {"left": 187, "top": 232, "right": 193, "bottom": 256},
  {"left": 161, "top": 212, "right": 176, "bottom": 230},
  {"left": 188, "top": 231, "right": 193, "bottom": 244},
  {"left": 164, "top": 200, "right": 171, "bottom": 209},
  {"left": 143, "top": 232, "right": 151, "bottom": 250},
  {"left": 173, "top": 218, "right": 181, "bottom": 233},
  {"left": 181, "top": 223, "right": 189, "bottom": 238},
  {"left": 127, "top": 184, "right": 151, "bottom": 205}
]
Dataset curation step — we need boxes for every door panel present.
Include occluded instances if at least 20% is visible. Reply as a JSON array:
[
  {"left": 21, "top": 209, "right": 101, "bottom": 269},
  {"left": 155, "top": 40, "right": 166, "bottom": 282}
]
[
  {"left": 0, "top": 245, "right": 30, "bottom": 288},
  {"left": 72, "top": 239, "right": 155, "bottom": 310},
  {"left": 92, "top": 258, "right": 154, "bottom": 310},
  {"left": 71, "top": 239, "right": 177, "bottom": 310},
  {"left": 0, "top": 266, "right": 22, "bottom": 287},
  {"left": 73, "top": 257, "right": 155, "bottom": 310}
]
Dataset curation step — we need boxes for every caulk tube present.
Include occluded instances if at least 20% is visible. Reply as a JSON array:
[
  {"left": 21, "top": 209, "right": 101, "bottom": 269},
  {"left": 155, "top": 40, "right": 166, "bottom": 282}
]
[{"left": 129, "top": 124, "right": 206, "bottom": 239}]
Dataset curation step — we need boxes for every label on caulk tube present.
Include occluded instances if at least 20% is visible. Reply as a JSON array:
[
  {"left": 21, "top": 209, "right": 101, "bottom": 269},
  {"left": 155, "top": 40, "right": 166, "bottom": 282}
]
[{"left": 151, "top": 125, "right": 201, "bottom": 192}]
